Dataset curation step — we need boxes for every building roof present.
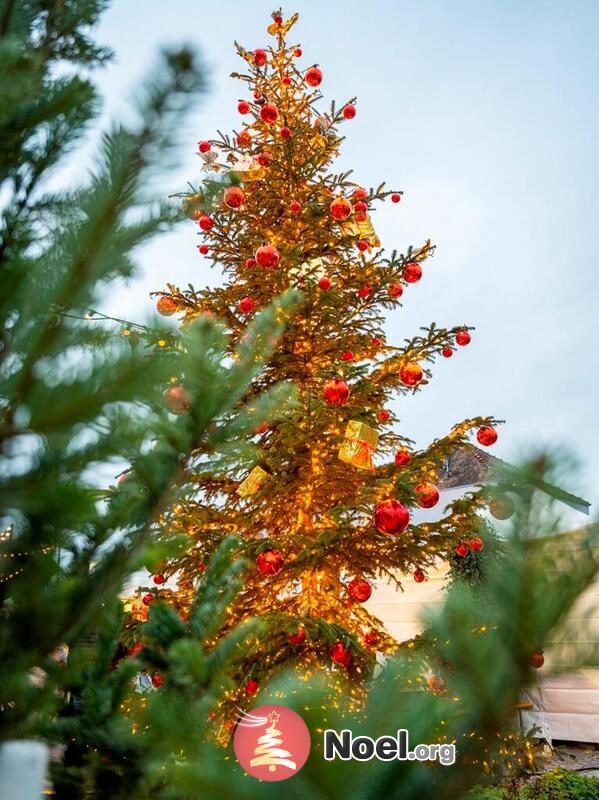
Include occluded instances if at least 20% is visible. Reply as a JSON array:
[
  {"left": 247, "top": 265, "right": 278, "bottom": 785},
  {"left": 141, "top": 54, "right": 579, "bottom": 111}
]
[
  {"left": 438, "top": 445, "right": 590, "bottom": 515},
  {"left": 438, "top": 445, "right": 500, "bottom": 490}
]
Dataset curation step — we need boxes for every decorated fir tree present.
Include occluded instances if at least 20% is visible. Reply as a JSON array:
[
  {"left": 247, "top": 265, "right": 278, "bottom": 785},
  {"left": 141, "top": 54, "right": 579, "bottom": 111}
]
[{"left": 147, "top": 9, "right": 504, "bottom": 707}]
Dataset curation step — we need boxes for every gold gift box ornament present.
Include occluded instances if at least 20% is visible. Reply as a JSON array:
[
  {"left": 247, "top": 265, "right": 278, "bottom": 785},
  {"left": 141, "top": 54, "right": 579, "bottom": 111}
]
[
  {"left": 338, "top": 421, "right": 379, "bottom": 471},
  {"left": 123, "top": 596, "right": 149, "bottom": 622},
  {"left": 237, "top": 466, "right": 269, "bottom": 497},
  {"left": 343, "top": 215, "right": 381, "bottom": 249},
  {"left": 228, "top": 155, "right": 265, "bottom": 182}
]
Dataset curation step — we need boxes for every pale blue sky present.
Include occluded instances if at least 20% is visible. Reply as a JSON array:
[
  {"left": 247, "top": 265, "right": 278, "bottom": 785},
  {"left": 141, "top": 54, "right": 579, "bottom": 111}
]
[{"left": 89, "top": 1, "right": 599, "bottom": 511}]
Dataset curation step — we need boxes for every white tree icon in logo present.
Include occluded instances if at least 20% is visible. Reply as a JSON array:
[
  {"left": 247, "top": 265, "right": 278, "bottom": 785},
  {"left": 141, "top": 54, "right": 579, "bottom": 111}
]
[
  {"left": 249, "top": 710, "right": 297, "bottom": 773},
  {"left": 234, "top": 704, "right": 310, "bottom": 780}
]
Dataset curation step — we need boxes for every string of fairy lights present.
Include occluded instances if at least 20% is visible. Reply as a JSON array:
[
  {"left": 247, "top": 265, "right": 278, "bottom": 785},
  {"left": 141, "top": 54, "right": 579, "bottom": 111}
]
[{"left": 0, "top": 525, "right": 55, "bottom": 584}]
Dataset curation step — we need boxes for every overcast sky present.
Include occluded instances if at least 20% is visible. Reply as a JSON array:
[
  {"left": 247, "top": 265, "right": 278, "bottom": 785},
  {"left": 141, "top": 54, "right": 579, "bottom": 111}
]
[{"left": 86, "top": 1, "right": 598, "bottom": 515}]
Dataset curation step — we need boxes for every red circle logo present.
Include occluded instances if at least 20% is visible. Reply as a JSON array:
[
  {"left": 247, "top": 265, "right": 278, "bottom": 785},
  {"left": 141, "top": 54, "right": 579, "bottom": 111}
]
[{"left": 233, "top": 704, "right": 311, "bottom": 781}]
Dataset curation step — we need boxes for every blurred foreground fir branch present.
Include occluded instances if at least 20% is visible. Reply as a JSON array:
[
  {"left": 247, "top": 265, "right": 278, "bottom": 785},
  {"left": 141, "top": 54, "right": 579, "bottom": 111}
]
[{"left": 0, "top": 0, "right": 302, "bottom": 743}]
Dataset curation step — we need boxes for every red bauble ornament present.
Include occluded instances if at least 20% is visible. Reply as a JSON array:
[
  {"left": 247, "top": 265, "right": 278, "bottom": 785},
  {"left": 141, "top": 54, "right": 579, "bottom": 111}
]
[
  {"left": 257, "top": 151, "right": 271, "bottom": 166},
  {"left": 305, "top": 66, "right": 323, "bottom": 87},
  {"left": 237, "top": 100, "right": 250, "bottom": 114},
  {"left": 353, "top": 187, "right": 368, "bottom": 199},
  {"left": 348, "top": 577, "right": 372, "bottom": 603},
  {"left": 531, "top": 651, "right": 545, "bottom": 669},
  {"left": 260, "top": 102, "right": 279, "bottom": 124},
  {"left": 156, "top": 295, "right": 177, "bottom": 316},
  {"left": 413, "top": 569, "right": 425, "bottom": 583},
  {"left": 294, "top": 47, "right": 302, "bottom": 57},
  {"left": 253, "top": 48, "right": 267, "bottom": 66},
  {"left": 403, "top": 262, "right": 422, "bottom": 283},
  {"left": 153, "top": 574, "right": 166, "bottom": 585},
  {"left": 388, "top": 283, "right": 403, "bottom": 298},
  {"left": 238, "top": 296, "right": 256, "bottom": 314},
  {"left": 394, "top": 449, "right": 412, "bottom": 467},
  {"left": 343, "top": 104, "right": 356, "bottom": 119},
  {"left": 354, "top": 200, "right": 367, "bottom": 213},
  {"left": 323, "top": 378, "right": 350, "bottom": 406},
  {"left": 255, "top": 244, "right": 280, "bottom": 268},
  {"left": 330, "top": 196, "right": 353, "bottom": 221},
  {"left": 364, "top": 630, "right": 379, "bottom": 646},
  {"left": 318, "top": 276, "right": 332, "bottom": 290},
  {"left": 341, "top": 351, "right": 354, "bottom": 361},
  {"left": 375, "top": 499, "right": 410, "bottom": 535},
  {"left": 198, "top": 140, "right": 211, "bottom": 153},
  {"left": 254, "top": 90, "right": 262, "bottom": 99},
  {"left": 142, "top": 593, "right": 154, "bottom": 606},
  {"left": 245, "top": 678, "right": 259, "bottom": 695},
  {"left": 414, "top": 482, "right": 440, "bottom": 509},
  {"left": 330, "top": 641, "right": 352, "bottom": 667},
  {"left": 470, "top": 537, "right": 484, "bottom": 551},
  {"left": 357, "top": 285, "right": 372, "bottom": 299},
  {"left": 456, "top": 330, "right": 471, "bottom": 346},
  {"left": 128, "top": 642, "right": 143, "bottom": 657},
  {"left": 282, "top": 75, "right": 291, "bottom": 86},
  {"left": 378, "top": 410, "right": 391, "bottom": 422},
  {"left": 289, "top": 200, "right": 301, "bottom": 214},
  {"left": 151, "top": 672, "right": 164, "bottom": 688},
  {"left": 245, "top": 257, "right": 256, "bottom": 268},
  {"left": 477, "top": 425, "right": 498, "bottom": 447},
  {"left": 442, "top": 346, "right": 453, "bottom": 358},
  {"left": 489, "top": 495, "right": 514, "bottom": 520},
  {"left": 224, "top": 186, "right": 245, "bottom": 209},
  {"left": 455, "top": 542, "right": 469, "bottom": 558},
  {"left": 198, "top": 215, "right": 213, "bottom": 231},
  {"left": 357, "top": 239, "right": 369, "bottom": 252},
  {"left": 280, "top": 126, "right": 291, "bottom": 139},
  {"left": 236, "top": 130, "right": 251, "bottom": 148},
  {"left": 198, "top": 243, "right": 209, "bottom": 255},
  {"left": 372, "top": 337, "right": 383, "bottom": 347},
  {"left": 400, "top": 362, "right": 423, "bottom": 386},
  {"left": 391, "top": 193, "right": 401, "bottom": 203},
  {"left": 256, "top": 549, "right": 284, "bottom": 576},
  {"left": 164, "top": 386, "right": 190, "bottom": 414},
  {"left": 289, "top": 626, "right": 306, "bottom": 645}
]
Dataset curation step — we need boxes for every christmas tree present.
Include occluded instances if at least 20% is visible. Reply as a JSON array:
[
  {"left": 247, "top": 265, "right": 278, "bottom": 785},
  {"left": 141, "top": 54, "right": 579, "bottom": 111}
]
[
  {"left": 149, "top": 9, "right": 502, "bottom": 706},
  {"left": 250, "top": 711, "right": 296, "bottom": 774}
]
